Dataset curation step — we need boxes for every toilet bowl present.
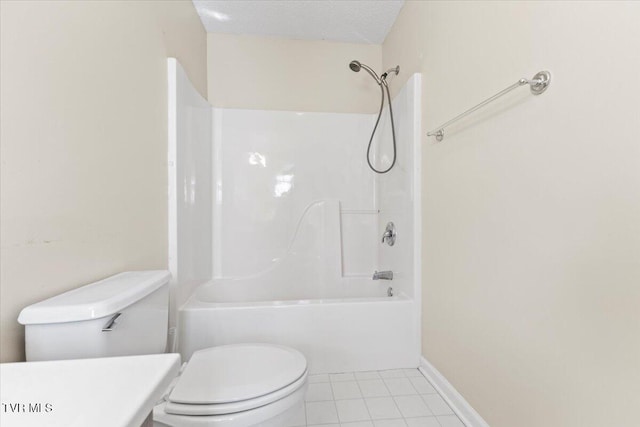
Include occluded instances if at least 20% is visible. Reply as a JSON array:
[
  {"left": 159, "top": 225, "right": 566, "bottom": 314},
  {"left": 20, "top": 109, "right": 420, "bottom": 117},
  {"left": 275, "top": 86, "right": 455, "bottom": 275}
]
[{"left": 18, "top": 271, "right": 308, "bottom": 427}]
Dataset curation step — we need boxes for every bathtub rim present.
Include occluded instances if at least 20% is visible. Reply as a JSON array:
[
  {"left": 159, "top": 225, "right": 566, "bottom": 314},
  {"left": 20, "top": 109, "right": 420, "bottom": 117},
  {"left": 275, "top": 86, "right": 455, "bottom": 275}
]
[{"left": 180, "top": 288, "right": 413, "bottom": 310}]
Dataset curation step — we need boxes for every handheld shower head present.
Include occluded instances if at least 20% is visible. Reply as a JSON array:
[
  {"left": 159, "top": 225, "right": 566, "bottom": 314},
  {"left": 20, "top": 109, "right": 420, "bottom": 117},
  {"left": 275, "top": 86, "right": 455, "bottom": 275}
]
[
  {"left": 348, "top": 60, "right": 401, "bottom": 174},
  {"left": 349, "top": 59, "right": 381, "bottom": 85}
]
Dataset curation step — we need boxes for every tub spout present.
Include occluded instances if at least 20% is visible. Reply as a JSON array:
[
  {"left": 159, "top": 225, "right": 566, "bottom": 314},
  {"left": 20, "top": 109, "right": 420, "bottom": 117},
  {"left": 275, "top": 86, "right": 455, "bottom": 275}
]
[{"left": 372, "top": 270, "right": 393, "bottom": 280}]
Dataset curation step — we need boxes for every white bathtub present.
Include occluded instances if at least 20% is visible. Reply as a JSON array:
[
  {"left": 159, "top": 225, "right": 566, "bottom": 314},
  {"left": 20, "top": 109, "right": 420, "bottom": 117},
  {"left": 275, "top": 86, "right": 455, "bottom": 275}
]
[{"left": 177, "top": 280, "right": 420, "bottom": 373}]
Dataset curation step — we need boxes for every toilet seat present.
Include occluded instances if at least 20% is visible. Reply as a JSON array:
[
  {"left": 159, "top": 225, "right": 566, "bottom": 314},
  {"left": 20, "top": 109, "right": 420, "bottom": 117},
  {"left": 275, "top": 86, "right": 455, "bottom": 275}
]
[
  {"left": 165, "top": 369, "right": 307, "bottom": 415},
  {"left": 153, "top": 383, "right": 307, "bottom": 427},
  {"left": 163, "top": 344, "right": 307, "bottom": 417}
]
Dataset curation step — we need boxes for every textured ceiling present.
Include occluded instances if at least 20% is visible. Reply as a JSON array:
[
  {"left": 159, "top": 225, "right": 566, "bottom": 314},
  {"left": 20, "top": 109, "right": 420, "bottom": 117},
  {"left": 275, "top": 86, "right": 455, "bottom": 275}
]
[{"left": 192, "top": 0, "right": 404, "bottom": 44}]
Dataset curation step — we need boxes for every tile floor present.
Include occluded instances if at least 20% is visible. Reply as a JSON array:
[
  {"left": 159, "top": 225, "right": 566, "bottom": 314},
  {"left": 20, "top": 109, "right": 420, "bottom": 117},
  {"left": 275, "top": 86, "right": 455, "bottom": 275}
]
[{"left": 283, "top": 368, "right": 466, "bottom": 427}]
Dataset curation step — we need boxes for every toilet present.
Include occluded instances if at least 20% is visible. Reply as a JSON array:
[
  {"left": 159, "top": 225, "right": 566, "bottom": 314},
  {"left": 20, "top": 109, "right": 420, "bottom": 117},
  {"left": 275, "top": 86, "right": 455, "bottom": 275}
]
[{"left": 18, "top": 270, "right": 308, "bottom": 427}]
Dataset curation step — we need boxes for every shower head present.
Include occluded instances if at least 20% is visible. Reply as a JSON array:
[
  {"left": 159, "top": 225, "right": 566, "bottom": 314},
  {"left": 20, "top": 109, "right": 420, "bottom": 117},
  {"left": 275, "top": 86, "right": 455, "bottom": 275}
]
[
  {"left": 349, "top": 60, "right": 361, "bottom": 72},
  {"left": 349, "top": 59, "right": 381, "bottom": 85}
]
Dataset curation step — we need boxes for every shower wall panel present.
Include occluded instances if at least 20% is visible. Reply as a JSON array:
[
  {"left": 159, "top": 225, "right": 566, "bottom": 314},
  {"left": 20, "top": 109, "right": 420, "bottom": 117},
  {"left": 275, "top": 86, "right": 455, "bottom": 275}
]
[
  {"left": 375, "top": 74, "right": 422, "bottom": 299},
  {"left": 168, "top": 58, "right": 213, "bottom": 327},
  {"left": 340, "top": 212, "right": 379, "bottom": 277},
  {"left": 211, "top": 109, "right": 378, "bottom": 280}
]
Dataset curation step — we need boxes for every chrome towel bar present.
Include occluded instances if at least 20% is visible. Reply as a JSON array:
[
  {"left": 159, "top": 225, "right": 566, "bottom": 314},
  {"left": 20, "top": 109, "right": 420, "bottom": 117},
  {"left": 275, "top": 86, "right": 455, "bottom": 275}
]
[{"left": 427, "top": 71, "right": 551, "bottom": 141}]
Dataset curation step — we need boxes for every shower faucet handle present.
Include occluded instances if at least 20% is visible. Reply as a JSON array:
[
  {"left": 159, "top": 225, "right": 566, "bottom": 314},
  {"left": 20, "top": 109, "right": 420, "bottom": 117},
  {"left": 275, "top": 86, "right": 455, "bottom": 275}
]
[
  {"left": 373, "top": 271, "right": 394, "bottom": 280},
  {"left": 382, "top": 222, "right": 396, "bottom": 246}
]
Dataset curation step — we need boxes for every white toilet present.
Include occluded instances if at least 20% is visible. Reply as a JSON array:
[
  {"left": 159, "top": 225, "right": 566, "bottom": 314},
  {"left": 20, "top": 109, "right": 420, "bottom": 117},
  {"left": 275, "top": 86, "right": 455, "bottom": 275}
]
[{"left": 18, "top": 270, "right": 308, "bottom": 427}]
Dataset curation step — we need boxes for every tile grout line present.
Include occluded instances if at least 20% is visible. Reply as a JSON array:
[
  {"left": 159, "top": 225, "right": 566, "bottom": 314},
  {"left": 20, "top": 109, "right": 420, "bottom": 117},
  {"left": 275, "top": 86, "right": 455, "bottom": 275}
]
[
  {"left": 376, "top": 370, "right": 405, "bottom": 425},
  {"left": 416, "top": 367, "right": 449, "bottom": 427},
  {"left": 303, "top": 370, "right": 462, "bottom": 426},
  {"left": 353, "top": 375, "right": 373, "bottom": 423},
  {"left": 303, "top": 390, "right": 308, "bottom": 427},
  {"left": 398, "top": 370, "right": 433, "bottom": 426}
]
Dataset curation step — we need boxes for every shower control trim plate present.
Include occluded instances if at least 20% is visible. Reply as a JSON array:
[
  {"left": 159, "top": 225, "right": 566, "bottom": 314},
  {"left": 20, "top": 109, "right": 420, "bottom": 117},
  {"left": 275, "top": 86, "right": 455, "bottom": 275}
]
[{"left": 382, "top": 222, "right": 396, "bottom": 246}]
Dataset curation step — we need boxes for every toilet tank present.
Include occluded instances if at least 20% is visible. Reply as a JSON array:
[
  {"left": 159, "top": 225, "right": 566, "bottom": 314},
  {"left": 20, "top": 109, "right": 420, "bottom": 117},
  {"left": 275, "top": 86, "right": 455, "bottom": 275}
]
[{"left": 18, "top": 271, "right": 170, "bottom": 361}]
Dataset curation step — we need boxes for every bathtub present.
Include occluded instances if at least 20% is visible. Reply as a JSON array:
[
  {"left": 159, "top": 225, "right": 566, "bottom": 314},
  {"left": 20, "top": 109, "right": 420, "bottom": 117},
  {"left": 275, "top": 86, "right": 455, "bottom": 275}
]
[{"left": 177, "top": 279, "right": 420, "bottom": 373}]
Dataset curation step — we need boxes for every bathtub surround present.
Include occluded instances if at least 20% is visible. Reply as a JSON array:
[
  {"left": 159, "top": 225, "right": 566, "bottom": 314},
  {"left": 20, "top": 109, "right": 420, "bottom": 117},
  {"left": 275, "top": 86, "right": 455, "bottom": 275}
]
[
  {"left": 0, "top": 0, "right": 207, "bottom": 362},
  {"left": 170, "top": 64, "right": 422, "bottom": 372},
  {"left": 210, "top": 111, "right": 376, "bottom": 280},
  {"left": 209, "top": 75, "right": 420, "bottom": 300},
  {"left": 167, "top": 59, "right": 212, "bottom": 333},
  {"left": 375, "top": 75, "right": 422, "bottom": 347},
  {"left": 383, "top": 2, "right": 640, "bottom": 426}
]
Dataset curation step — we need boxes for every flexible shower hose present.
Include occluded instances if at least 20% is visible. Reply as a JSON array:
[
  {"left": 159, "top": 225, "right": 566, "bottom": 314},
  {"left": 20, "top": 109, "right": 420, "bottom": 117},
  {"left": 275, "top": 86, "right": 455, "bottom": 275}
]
[{"left": 366, "top": 78, "right": 397, "bottom": 174}]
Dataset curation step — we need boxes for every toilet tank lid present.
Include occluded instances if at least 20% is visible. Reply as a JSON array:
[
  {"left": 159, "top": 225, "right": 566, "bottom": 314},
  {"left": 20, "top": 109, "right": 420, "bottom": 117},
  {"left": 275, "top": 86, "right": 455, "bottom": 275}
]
[{"left": 18, "top": 271, "right": 170, "bottom": 325}]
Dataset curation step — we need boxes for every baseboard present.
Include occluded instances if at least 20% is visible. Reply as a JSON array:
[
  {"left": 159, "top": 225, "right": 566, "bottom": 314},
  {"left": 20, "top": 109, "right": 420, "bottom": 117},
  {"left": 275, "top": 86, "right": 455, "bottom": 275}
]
[{"left": 419, "top": 356, "right": 490, "bottom": 427}]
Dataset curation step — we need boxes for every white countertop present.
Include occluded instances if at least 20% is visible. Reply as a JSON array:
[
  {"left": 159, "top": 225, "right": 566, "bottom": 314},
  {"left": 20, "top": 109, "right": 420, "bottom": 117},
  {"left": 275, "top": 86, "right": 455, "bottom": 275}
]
[{"left": 0, "top": 353, "right": 181, "bottom": 427}]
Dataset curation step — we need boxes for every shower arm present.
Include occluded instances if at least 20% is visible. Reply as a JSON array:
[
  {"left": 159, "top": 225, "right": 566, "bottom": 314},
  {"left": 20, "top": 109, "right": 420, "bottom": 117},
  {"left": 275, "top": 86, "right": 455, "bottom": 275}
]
[{"left": 381, "top": 66, "right": 400, "bottom": 81}]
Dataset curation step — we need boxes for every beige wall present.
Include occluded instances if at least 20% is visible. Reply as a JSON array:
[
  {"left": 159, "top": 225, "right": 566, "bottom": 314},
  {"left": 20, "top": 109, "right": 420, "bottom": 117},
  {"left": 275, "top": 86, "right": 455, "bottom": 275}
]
[
  {"left": 207, "top": 33, "right": 382, "bottom": 113},
  {"left": 0, "top": 0, "right": 207, "bottom": 362},
  {"left": 383, "top": 1, "right": 640, "bottom": 426}
]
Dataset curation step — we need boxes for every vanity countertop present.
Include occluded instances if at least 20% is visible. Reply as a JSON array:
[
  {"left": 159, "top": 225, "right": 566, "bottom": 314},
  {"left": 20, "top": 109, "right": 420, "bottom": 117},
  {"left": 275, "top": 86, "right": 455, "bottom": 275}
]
[{"left": 0, "top": 353, "right": 180, "bottom": 427}]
